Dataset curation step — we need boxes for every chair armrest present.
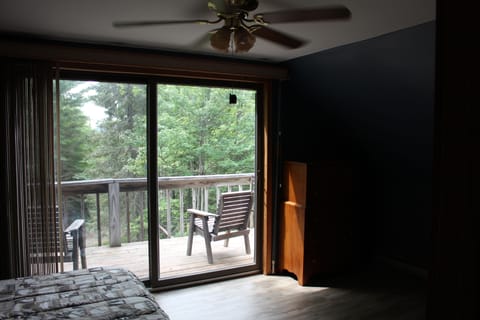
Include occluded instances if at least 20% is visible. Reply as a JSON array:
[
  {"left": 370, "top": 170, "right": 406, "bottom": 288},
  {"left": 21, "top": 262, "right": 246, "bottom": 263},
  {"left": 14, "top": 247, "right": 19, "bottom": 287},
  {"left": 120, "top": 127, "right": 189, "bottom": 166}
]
[
  {"left": 63, "top": 219, "right": 87, "bottom": 270},
  {"left": 64, "top": 219, "right": 85, "bottom": 233},
  {"left": 187, "top": 209, "right": 218, "bottom": 218}
]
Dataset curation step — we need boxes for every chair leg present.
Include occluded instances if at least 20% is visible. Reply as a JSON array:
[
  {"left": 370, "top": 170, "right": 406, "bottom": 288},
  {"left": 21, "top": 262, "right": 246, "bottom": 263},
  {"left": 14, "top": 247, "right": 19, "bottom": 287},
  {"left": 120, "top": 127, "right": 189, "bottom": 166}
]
[
  {"left": 244, "top": 234, "right": 251, "bottom": 255},
  {"left": 186, "top": 215, "right": 195, "bottom": 256},
  {"left": 201, "top": 217, "right": 214, "bottom": 264},
  {"left": 204, "top": 236, "right": 214, "bottom": 264},
  {"left": 224, "top": 230, "right": 231, "bottom": 247}
]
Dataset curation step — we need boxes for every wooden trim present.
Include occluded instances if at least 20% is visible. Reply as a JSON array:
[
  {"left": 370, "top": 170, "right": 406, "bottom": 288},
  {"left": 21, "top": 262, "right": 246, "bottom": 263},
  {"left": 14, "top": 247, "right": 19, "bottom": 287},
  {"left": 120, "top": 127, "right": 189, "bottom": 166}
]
[
  {"left": 262, "top": 81, "right": 273, "bottom": 275},
  {"left": 0, "top": 37, "right": 288, "bottom": 80}
]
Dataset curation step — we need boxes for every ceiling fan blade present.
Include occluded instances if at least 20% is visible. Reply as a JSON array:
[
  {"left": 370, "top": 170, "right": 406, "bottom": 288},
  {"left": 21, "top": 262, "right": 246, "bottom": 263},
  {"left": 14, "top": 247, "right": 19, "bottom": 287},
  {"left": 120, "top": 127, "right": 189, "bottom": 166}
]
[
  {"left": 113, "top": 19, "right": 210, "bottom": 28},
  {"left": 256, "top": 5, "right": 351, "bottom": 24},
  {"left": 191, "top": 32, "right": 212, "bottom": 49},
  {"left": 252, "top": 26, "right": 305, "bottom": 49}
]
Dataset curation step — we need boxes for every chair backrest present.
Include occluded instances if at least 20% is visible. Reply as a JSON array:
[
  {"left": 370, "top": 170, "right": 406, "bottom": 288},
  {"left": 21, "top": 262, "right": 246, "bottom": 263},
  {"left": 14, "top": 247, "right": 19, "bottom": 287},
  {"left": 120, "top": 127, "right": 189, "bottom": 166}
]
[{"left": 212, "top": 191, "right": 254, "bottom": 235}]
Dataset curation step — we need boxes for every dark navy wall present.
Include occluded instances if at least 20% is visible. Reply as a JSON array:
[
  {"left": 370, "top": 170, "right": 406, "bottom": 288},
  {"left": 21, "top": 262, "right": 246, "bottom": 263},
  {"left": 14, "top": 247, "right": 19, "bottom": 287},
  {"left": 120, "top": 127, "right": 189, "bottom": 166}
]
[{"left": 280, "top": 22, "right": 435, "bottom": 268}]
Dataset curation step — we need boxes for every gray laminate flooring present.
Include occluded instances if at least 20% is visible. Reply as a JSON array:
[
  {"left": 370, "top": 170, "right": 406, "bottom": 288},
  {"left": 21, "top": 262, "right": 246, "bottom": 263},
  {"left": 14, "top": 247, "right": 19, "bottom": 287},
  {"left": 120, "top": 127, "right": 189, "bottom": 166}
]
[{"left": 154, "top": 263, "right": 426, "bottom": 320}]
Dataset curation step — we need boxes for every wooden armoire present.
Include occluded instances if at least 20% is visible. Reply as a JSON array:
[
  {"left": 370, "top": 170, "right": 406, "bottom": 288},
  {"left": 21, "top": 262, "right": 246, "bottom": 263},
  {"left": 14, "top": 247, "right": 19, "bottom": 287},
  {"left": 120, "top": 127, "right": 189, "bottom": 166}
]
[{"left": 278, "top": 161, "right": 353, "bottom": 285}]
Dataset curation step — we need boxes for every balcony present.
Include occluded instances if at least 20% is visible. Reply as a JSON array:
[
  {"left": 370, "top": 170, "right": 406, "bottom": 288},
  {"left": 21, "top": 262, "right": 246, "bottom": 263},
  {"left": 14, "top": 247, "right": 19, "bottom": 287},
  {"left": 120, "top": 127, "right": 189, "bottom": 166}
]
[
  {"left": 62, "top": 232, "right": 255, "bottom": 279},
  {"left": 59, "top": 173, "right": 256, "bottom": 278}
]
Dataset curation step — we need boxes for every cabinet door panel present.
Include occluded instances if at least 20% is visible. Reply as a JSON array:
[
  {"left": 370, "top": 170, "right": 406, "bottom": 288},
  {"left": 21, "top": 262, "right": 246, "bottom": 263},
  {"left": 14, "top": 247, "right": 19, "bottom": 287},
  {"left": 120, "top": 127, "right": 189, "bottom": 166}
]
[{"left": 279, "top": 202, "right": 305, "bottom": 283}]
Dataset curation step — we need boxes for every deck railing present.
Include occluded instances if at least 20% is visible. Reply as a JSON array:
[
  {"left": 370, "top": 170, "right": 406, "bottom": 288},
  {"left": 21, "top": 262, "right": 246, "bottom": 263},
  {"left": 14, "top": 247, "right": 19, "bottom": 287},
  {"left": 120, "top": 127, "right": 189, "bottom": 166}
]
[{"left": 59, "top": 173, "right": 255, "bottom": 247}]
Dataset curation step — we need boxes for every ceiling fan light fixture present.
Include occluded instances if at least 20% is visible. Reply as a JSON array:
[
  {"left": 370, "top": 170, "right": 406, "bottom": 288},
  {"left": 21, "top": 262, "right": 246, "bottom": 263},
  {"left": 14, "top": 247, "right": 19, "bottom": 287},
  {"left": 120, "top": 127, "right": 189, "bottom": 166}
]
[
  {"left": 210, "top": 27, "right": 232, "bottom": 52},
  {"left": 226, "top": 0, "right": 259, "bottom": 12},
  {"left": 210, "top": 26, "right": 255, "bottom": 53},
  {"left": 234, "top": 28, "right": 256, "bottom": 52}
]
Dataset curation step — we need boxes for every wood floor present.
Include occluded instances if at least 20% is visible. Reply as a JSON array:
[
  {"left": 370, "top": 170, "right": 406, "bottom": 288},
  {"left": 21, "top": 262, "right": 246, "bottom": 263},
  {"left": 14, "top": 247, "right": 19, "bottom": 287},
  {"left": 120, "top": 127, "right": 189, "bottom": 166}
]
[{"left": 154, "top": 263, "right": 427, "bottom": 320}]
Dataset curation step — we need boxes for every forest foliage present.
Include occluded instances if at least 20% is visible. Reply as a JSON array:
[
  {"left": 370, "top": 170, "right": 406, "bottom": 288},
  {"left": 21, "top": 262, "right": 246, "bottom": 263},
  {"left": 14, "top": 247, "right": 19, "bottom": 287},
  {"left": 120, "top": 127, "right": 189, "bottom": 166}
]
[{"left": 58, "top": 80, "right": 256, "bottom": 244}]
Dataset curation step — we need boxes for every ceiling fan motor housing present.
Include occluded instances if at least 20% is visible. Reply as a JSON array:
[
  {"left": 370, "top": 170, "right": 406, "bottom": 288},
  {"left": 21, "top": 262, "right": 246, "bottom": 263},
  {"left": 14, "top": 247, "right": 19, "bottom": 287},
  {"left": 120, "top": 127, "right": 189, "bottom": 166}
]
[{"left": 226, "top": 0, "right": 258, "bottom": 12}]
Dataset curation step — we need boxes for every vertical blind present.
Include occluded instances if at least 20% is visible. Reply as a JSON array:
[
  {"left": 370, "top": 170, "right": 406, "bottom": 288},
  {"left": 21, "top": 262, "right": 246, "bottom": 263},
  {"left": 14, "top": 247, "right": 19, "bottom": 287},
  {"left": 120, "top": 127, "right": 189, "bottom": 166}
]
[{"left": 0, "top": 59, "right": 58, "bottom": 278}]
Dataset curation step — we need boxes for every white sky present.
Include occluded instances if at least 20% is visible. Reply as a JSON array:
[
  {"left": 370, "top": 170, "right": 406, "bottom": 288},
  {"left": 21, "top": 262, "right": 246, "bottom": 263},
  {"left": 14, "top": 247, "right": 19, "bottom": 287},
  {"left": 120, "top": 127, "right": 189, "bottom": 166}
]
[
  {"left": 69, "top": 81, "right": 106, "bottom": 128},
  {"left": 82, "top": 101, "right": 106, "bottom": 128}
]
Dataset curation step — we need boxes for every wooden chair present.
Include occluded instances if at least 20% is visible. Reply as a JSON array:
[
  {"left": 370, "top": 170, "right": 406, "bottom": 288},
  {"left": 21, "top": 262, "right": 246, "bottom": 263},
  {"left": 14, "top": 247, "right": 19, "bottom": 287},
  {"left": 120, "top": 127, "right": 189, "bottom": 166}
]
[
  {"left": 63, "top": 219, "right": 87, "bottom": 270},
  {"left": 28, "top": 206, "right": 86, "bottom": 270},
  {"left": 186, "top": 190, "right": 254, "bottom": 264}
]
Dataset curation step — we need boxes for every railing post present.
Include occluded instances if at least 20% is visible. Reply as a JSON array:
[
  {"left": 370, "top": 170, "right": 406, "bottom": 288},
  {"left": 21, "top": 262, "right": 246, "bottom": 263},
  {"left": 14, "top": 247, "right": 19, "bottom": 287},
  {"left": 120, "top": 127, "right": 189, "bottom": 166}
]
[
  {"left": 192, "top": 188, "right": 197, "bottom": 209},
  {"left": 179, "top": 189, "right": 185, "bottom": 235},
  {"left": 204, "top": 188, "right": 209, "bottom": 212},
  {"left": 126, "top": 192, "right": 131, "bottom": 243},
  {"left": 166, "top": 189, "right": 172, "bottom": 236},
  {"left": 140, "top": 191, "right": 145, "bottom": 240},
  {"left": 109, "top": 182, "right": 121, "bottom": 247},
  {"left": 96, "top": 193, "right": 101, "bottom": 246}
]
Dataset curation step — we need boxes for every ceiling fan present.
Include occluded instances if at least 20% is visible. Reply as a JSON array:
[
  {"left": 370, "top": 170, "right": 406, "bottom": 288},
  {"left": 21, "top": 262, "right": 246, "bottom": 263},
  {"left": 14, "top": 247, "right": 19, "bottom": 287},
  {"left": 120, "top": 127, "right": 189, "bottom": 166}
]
[{"left": 113, "top": 0, "right": 351, "bottom": 53}]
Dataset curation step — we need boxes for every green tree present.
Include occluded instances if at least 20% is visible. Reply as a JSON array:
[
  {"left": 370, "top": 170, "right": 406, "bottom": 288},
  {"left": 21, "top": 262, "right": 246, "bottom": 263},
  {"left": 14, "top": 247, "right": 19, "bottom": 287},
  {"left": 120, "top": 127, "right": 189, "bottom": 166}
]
[
  {"left": 157, "top": 85, "right": 255, "bottom": 177},
  {"left": 57, "top": 81, "right": 96, "bottom": 224},
  {"left": 58, "top": 81, "right": 93, "bottom": 181},
  {"left": 84, "top": 82, "right": 147, "bottom": 178}
]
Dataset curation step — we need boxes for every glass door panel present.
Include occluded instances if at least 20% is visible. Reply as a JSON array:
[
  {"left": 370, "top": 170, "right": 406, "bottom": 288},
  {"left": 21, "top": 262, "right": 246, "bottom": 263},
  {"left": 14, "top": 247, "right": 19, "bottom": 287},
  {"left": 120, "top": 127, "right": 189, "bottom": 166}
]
[
  {"left": 156, "top": 84, "right": 257, "bottom": 279},
  {"left": 57, "top": 80, "right": 149, "bottom": 278}
]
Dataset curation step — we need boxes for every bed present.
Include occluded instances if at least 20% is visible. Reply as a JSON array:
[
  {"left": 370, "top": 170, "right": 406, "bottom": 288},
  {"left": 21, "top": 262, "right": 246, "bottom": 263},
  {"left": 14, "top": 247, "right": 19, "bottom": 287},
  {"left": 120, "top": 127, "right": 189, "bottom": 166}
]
[{"left": 0, "top": 267, "right": 170, "bottom": 319}]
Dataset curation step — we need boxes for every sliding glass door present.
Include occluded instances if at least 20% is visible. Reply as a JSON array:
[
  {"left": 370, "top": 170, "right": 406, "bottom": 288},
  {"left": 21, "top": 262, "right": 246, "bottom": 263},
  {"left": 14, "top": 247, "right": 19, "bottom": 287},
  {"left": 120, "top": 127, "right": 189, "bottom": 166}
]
[
  {"left": 56, "top": 75, "right": 261, "bottom": 286},
  {"left": 155, "top": 83, "right": 258, "bottom": 281}
]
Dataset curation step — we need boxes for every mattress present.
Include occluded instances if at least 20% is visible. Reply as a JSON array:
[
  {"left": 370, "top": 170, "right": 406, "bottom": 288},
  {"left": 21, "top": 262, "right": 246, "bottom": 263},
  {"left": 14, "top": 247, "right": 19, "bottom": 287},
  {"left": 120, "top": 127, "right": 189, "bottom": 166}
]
[{"left": 0, "top": 267, "right": 170, "bottom": 319}]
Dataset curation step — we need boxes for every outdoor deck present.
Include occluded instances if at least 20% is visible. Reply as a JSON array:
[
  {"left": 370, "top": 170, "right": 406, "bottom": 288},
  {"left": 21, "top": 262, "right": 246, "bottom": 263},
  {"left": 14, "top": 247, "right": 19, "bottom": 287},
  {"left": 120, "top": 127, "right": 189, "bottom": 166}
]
[{"left": 63, "top": 231, "right": 255, "bottom": 279}]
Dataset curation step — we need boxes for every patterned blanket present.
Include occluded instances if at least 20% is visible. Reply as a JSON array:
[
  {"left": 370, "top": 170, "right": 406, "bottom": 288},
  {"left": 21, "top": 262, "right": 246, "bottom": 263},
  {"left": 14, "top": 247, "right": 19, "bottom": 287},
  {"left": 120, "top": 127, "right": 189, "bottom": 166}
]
[{"left": 0, "top": 267, "right": 170, "bottom": 319}]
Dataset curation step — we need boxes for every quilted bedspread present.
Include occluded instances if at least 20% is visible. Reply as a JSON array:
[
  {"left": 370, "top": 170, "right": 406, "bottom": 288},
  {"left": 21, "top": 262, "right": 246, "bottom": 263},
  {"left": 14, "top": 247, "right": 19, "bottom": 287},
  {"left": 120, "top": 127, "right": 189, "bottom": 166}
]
[{"left": 0, "top": 267, "right": 170, "bottom": 319}]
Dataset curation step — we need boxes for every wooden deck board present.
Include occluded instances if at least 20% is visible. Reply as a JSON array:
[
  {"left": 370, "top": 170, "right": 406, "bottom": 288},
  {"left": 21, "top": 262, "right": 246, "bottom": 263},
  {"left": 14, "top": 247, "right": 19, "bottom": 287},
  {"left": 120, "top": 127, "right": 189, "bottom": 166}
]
[{"left": 63, "top": 232, "right": 255, "bottom": 279}]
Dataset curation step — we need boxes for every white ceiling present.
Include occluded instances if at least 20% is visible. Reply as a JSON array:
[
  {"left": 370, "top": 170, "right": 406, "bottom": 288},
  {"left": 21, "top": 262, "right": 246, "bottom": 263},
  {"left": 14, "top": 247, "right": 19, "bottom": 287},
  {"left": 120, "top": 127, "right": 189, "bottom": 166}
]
[{"left": 0, "top": 0, "right": 436, "bottom": 63}]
